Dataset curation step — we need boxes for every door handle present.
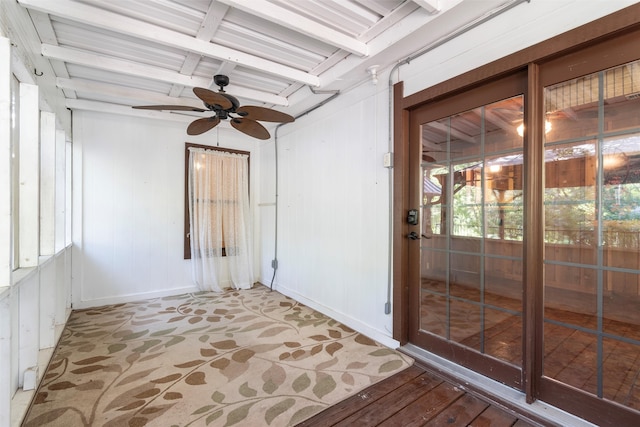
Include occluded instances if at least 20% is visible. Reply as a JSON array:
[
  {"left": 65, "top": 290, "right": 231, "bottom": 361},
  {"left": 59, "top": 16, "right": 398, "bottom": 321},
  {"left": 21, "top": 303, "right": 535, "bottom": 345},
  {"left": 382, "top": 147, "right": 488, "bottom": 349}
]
[{"left": 408, "top": 231, "right": 420, "bottom": 240}]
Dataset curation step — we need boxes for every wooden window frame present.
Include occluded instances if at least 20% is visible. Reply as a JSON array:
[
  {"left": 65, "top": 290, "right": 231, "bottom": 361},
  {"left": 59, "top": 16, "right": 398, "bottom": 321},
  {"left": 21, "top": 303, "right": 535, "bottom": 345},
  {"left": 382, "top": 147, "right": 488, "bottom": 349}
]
[{"left": 183, "top": 143, "right": 250, "bottom": 259}]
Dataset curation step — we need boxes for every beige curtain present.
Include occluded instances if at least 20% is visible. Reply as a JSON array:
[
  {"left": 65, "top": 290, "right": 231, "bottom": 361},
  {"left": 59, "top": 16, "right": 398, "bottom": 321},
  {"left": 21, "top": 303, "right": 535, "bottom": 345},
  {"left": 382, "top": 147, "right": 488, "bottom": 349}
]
[{"left": 188, "top": 148, "right": 253, "bottom": 291}]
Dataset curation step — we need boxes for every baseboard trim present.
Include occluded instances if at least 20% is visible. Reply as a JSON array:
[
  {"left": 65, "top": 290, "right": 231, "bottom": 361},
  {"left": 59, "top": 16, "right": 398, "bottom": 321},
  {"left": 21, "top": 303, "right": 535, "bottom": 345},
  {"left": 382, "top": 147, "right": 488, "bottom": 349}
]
[
  {"left": 271, "top": 283, "right": 400, "bottom": 350},
  {"left": 72, "top": 285, "right": 200, "bottom": 309}
]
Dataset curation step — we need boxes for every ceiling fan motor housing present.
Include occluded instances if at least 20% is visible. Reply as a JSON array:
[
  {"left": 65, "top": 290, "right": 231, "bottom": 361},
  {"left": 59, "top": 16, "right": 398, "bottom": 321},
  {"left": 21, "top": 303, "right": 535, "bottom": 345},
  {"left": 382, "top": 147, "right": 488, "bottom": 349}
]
[
  {"left": 219, "top": 93, "right": 240, "bottom": 111},
  {"left": 214, "top": 74, "right": 229, "bottom": 91}
]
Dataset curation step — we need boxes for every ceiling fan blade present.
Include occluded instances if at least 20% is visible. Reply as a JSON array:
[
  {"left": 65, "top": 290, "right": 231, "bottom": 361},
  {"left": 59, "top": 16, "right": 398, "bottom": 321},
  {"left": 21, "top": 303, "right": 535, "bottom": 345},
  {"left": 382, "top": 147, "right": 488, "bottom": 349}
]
[
  {"left": 132, "top": 105, "right": 207, "bottom": 112},
  {"left": 230, "top": 118, "right": 270, "bottom": 140},
  {"left": 236, "top": 105, "right": 294, "bottom": 123},
  {"left": 193, "top": 87, "right": 233, "bottom": 110},
  {"left": 187, "top": 117, "right": 221, "bottom": 135}
]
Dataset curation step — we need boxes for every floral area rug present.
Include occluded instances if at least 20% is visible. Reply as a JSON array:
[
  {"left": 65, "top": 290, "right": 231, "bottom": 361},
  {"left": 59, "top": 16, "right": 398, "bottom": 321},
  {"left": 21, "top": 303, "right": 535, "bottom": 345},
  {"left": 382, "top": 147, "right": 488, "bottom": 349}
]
[{"left": 23, "top": 285, "right": 412, "bottom": 426}]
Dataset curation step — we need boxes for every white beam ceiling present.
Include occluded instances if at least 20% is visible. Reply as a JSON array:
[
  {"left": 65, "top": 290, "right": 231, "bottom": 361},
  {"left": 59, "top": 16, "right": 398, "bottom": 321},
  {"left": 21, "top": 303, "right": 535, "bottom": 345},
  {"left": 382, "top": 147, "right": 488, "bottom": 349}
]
[
  {"left": 42, "top": 44, "right": 289, "bottom": 106},
  {"left": 14, "top": 0, "right": 529, "bottom": 122},
  {"left": 18, "top": 0, "right": 320, "bottom": 87},
  {"left": 168, "top": 1, "right": 228, "bottom": 98},
  {"left": 412, "top": 0, "right": 441, "bottom": 15},
  {"left": 218, "top": 0, "right": 369, "bottom": 57}
]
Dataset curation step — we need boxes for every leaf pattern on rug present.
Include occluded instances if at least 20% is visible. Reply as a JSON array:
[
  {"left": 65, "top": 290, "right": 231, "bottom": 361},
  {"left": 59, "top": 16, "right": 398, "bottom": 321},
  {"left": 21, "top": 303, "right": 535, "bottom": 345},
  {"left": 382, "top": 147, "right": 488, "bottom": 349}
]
[{"left": 22, "top": 285, "right": 412, "bottom": 427}]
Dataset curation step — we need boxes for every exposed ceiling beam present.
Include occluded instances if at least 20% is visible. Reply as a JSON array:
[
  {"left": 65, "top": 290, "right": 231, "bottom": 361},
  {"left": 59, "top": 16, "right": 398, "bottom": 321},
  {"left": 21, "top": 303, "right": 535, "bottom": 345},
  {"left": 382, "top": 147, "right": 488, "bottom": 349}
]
[
  {"left": 169, "top": 2, "right": 229, "bottom": 98},
  {"left": 359, "top": 1, "right": 420, "bottom": 42},
  {"left": 484, "top": 109, "right": 519, "bottom": 133},
  {"left": 18, "top": 0, "right": 320, "bottom": 87},
  {"left": 351, "top": 0, "right": 390, "bottom": 16},
  {"left": 56, "top": 77, "right": 201, "bottom": 107},
  {"left": 41, "top": 43, "right": 208, "bottom": 86},
  {"left": 216, "top": 62, "right": 238, "bottom": 77},
  {"left": 66, "top": 99, "right": 193, "bottom": 122},
  {"left": 27, "top": 9, "right": 77, "bottom": 99},
  {"left": 412, "top": 0, "right": 440, "bottom": 15},
  {"left": 218, "top": 0, "right": 369, "bottom": 57},
  {"left": 42, "top": 45, "right": 289, "bottom": 106},
  {"left": 427, "top": 121, "right": 477, "bottom": 144},
  {"left": 318, "top": 0, "right": 515, "bottom": 90}
]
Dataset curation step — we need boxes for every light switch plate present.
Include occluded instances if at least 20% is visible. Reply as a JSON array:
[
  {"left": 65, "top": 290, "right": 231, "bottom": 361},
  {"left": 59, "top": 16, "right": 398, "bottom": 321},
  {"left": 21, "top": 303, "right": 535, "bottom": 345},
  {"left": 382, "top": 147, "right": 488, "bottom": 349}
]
[{"left": 383, "top": 152, "right": 393, "bottom": 168}]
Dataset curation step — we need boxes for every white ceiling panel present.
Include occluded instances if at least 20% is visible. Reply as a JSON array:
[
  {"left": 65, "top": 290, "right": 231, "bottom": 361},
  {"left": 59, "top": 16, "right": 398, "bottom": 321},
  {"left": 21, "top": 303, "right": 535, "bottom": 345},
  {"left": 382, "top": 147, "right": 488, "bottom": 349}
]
[{"left": 15, "top": 0, "right": 527, "bottom": 138}]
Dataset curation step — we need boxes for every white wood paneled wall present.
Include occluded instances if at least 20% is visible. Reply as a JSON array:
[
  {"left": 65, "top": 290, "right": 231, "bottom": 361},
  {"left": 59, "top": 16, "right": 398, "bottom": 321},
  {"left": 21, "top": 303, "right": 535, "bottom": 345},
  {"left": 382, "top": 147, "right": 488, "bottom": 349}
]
[
  {"left": 259, "top": 81, "right": 396, "bottom": 347},
  {"left": 71, "top": 111, "right": 262, "bottom": 308}
]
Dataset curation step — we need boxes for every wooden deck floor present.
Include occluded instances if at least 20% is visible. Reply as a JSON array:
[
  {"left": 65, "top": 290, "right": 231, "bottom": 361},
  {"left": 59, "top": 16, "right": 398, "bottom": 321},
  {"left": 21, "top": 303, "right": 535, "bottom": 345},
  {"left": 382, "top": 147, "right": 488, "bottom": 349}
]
[{"left": 298, "top": 364, "right": 542, "bottom": 427}]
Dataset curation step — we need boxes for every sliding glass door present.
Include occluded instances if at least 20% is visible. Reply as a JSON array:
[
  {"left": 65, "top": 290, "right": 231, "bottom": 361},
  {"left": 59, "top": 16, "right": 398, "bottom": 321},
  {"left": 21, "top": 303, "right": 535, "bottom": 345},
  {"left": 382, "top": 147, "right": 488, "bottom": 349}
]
[
  {"left": 541, "top": 58, "right": 640, "bottom": 418},
  {"left": 409, "top": 72, "right": 527, "bottom": 388},
  {"left": 404, "top": 34, "right": 640, "bottom": 425}
]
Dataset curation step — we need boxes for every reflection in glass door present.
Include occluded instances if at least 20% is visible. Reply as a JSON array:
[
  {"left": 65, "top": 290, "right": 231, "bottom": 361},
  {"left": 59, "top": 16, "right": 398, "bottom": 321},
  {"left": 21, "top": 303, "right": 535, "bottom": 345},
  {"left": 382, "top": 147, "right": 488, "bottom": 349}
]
[
  {"left": 418, "top": 94, "right": 525, "bottom": 385},
  {"left": 543, "top": 60, "right": 640, "bottom": 412}
]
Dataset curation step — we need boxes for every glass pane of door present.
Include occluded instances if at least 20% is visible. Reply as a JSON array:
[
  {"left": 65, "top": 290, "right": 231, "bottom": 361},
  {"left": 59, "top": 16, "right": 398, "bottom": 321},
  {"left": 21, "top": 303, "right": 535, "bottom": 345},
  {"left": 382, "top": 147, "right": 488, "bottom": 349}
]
[
  {"left": 420, "top": 95, "right": 524, "bottom": 369},
  {"left": 543, "top": 59, "right": 640, "bottom": 411}
]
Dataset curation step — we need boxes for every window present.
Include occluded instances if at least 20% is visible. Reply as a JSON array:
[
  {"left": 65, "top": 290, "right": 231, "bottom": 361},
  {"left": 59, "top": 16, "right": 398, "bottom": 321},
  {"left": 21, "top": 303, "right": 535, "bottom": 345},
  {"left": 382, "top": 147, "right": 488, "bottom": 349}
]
[
  {"left": 183, "top": 143, "right": 249, "bottom": 259},
  {"left": 542, "top": 58, "right": 640, "bottom": 410}
]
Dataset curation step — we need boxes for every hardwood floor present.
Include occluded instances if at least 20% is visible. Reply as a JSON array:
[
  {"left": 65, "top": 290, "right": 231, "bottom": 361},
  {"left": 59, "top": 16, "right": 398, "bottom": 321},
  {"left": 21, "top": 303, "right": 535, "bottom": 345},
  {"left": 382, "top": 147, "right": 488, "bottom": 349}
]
[{"left": 298, "top": 364, "right": 542, "bottom": 427}]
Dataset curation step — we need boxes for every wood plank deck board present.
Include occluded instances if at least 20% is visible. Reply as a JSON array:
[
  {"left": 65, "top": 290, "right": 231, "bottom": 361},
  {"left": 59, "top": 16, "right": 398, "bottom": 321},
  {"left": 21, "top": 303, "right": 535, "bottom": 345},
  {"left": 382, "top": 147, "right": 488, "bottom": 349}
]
[
  {"left": 424, "top": 393, "right": 490, "bottom": 426},
  {"left": 332, "top": 372, "right": 443, "bottom": 426},
  {"left": 296, "top": 364, "right": 426, "bottom": 427},
  {"left": 377, "top": 382, "right": 464, "bottom": 427},
  {"left": 298, "top": 364, "right": 540, "bottom": 426},
  {"left": 468, "top": 405, "right": 518, "bottom": 427}
]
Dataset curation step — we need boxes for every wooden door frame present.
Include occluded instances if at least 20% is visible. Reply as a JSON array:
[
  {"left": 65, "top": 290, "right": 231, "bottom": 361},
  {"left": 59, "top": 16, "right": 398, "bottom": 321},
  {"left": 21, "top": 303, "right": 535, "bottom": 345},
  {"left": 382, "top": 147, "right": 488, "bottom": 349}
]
[{"left": 393, "top": 4, "right": 640, "bottom": 425}]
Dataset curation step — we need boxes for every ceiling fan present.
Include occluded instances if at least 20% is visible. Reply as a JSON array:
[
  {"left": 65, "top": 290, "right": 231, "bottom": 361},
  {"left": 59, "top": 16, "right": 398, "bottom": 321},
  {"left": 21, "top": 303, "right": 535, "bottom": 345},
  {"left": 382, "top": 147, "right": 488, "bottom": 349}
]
[{"left": 132, "top": 75, "right": 294, "bottom": 140}]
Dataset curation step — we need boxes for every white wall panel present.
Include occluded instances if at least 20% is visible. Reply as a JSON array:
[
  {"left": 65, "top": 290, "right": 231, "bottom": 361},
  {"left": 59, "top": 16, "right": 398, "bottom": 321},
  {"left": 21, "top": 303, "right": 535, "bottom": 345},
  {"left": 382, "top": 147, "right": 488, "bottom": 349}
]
[
  {"left": 39, "top": 257, "right": 57, "bottom": 349},
  {"left": 9, "top": 288, "right": 19, "bottom": 406},
  {"left": 18, "top": 273, "right": 39, "bottom": 387},
  {"left": 72, "top": 112, "right": 261, "bottom": 307},
  {"left": 264, "top": 81, "right": 397, "bottom": 346},
  {"left": 54, "top": 250, "right": 70, "bottom": 327},
  {"left": 0, "top": 290, "right": 11, "bottom": 426},
  {"left": 258, "top": 136, "right": 276, "bottom": 287}
]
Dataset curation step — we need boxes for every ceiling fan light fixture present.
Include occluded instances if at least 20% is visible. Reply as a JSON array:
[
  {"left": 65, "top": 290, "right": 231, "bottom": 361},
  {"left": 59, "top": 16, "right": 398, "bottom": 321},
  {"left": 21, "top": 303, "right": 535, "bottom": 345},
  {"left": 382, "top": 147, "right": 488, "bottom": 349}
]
[{"left": 516, "top": 120, "right": 551, "bottom": 137}]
